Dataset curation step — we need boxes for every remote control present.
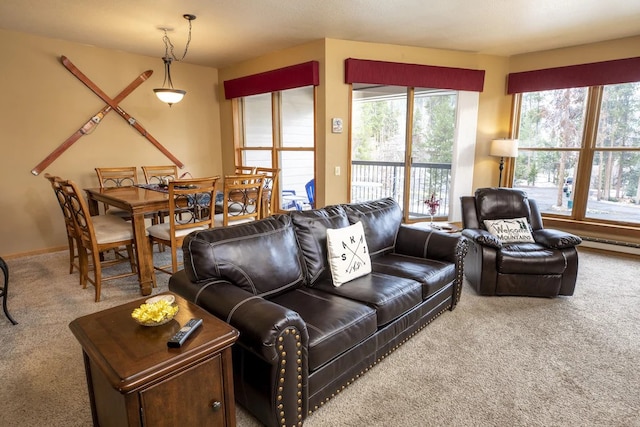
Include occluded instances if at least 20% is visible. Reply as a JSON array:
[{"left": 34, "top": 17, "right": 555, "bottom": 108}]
[{"left": 167, "top": 318, "right": 203, "bottom": 348}]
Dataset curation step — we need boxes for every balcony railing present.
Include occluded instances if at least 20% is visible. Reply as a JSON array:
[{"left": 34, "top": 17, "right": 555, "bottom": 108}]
[{"left": 351, "top": 160, "right": 452, "bottom": 218}]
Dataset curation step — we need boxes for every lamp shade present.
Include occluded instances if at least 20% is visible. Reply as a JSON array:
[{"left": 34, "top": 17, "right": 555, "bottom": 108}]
[
  {"left": 490, "top": 139, "right": 519, "bottom": 158},
  {"left": 153, "top": 88, "right": 186, "bottom": 105}
]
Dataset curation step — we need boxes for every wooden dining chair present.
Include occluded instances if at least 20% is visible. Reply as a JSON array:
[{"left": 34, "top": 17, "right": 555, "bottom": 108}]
[
  {"left": 142, "top": 165, "right": 180, "bottom": 224},
  {"left": 142, "top": 165, "right": 179, "bottom": 185},
  {"left": 255, "top": 167, "right": 280, "bottom": 218},
  {"left": 95, "top": 167, "right": 139, "bottom": 218},
  {"left": 45, "top": 173, "right": 80, "bottom": 276},
  {"left": 215, "top": 174, "right": 265, "bottom": 227},
  {"left": 147, "top": 176, "right": 220, "bottom": 274},
  {"left": 58, "top": 178, "right": 138, "bottom": 302}
]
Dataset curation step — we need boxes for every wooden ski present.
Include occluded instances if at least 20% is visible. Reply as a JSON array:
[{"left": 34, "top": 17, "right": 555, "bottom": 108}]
[
  {"left": 31, "top": 69, "right": 153, "bottom": 175},
  {"left": 60, "top": 55, "right": 185, "bottom": 169}
]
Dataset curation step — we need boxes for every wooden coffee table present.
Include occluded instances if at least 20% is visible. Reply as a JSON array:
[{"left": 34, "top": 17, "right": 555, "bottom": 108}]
[{"left": 69, "top": 293, "right": 239, "bottom": 427}]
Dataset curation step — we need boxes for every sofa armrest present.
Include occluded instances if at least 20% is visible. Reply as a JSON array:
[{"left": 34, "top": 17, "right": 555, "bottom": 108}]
[
  {"left": 461, "top": 228, "right": 502, "bottom": 249},
  {"left": 395, "top": 224, "right": 460, "bottom": 262},
  {"left": 169, "top": 270, "right": 309, "bottom": 363},
  {"left": 395, "top": 225, "right": 468, "bottom": 309},
  {"left": 533, "top": 229, "right": 582, "bottom": 249}
]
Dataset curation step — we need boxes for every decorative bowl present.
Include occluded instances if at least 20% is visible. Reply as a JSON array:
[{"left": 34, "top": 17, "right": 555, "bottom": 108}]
[{"left": 131, "top": 295, "right": 179, "bottom": 327}]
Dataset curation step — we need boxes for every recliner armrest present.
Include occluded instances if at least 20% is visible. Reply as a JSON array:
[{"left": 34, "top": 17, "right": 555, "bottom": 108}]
[
  {"left": 533, "top": 229, "right": 582, "bottom": 249},
  {"left": 169, "top": 270, "right": 308, "bottom": 363},
  {"left": 461, "top": 228, "right": 502, "bottom": 249},
  {"left": 395, "top": 224, "right": 459, "bottom": 262}
]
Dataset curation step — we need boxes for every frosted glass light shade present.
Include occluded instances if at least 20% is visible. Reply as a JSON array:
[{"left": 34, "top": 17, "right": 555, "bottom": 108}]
[
  {"left": 153, "top": 88, "right": 186, "bottom": 105},
  {"left": 490, "top": 139, "right": 519, "bottom": 158}
]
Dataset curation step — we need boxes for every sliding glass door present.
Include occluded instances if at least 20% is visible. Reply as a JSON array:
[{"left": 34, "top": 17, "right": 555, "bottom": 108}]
[{"left": 351, "top": 84, "right": 457, "bottom": 221}]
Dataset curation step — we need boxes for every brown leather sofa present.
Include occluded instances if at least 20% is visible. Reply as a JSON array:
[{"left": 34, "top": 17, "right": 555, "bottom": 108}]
[
  {"left": 461, "top": 188, "right": 582, "bottom": 297},
  {"left": 169, "top": 198, "right": 467, "bottom": 427}
]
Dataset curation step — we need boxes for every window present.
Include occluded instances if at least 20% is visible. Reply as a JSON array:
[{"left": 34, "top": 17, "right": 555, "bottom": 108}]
[
  {"left": 514, "top": 88, "right": 587, "bottom": 216},
  {"left": 345, "top": 58, "right": 483, "bottom": 222},
  {"left": 512, "top": 82, "right": 640, "bottom": 224},
  {"left": 351, "top": 85, "right": 457, "bottom": 220},
  {"left": 225, "top": 61, "right": 319, "bottom": 212},
  {"left": 238, "top": 86, "right": 316, "bottom": 211},
  {"left": 589, "top": 83, "right": 640, "bottom": 220}
]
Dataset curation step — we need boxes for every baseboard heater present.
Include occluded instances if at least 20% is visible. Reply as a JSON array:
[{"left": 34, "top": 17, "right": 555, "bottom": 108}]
[{"left": 579, "top": 236, "right": 640, "bottom": 256}]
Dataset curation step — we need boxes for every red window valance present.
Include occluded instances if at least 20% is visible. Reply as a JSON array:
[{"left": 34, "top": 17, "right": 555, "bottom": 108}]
[
  {"left": 223, "top": 61, "right": 319, "bottom": 99},
  {"left": 344, "top": 58, "right": 485, "bottom": 92},
  {"left": 507, "top": 57, "right": 640, "bottom": 94}
]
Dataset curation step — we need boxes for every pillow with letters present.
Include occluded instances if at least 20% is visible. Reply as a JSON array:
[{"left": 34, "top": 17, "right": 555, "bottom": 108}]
[
  {"left": 326, "top": 221, "right": 372, "bottom": 287},
  {"left": 483, "top": 217, "right": 535, "bottom": 243}
]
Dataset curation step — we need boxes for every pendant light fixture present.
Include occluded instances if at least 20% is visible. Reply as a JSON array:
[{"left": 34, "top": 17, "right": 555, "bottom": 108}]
[{"left": 153, "top": 14, "right": 196, "bottom": 107}]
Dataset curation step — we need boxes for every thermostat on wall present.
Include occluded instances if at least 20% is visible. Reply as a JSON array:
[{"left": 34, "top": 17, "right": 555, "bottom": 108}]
[{"left": 332, "top": 118, "right": 343, "bottom": 133}]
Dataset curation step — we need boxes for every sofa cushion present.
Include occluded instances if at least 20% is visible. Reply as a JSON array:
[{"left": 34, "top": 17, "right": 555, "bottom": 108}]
[
  {"left": 182, "top": 216, "right": 306, "bottom": 297},
  {"left": 289, "top": 205, "right": 350, "bottom": 285},
  {"left": 498, "top": 243, "right": 567, "bottom": 274},
  {"left": 326, "top": 221, "right": 372, "bottom": 286},
  {"left": 372, "top": 253, "right": 455, "bottom": 299},
  {"left": 271, "top": 288, "right": 377, "bottom": 371},
  {"left": 343, "top": 198, "right": 402, "bottom": 257},
  {"left": 313, "top": 273, "right": 422, "bottom": 326}
]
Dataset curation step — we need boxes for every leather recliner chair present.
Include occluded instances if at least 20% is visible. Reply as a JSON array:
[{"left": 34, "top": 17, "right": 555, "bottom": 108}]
[{"left": 460, "top": 188, "right": 582, "bottom": 297}]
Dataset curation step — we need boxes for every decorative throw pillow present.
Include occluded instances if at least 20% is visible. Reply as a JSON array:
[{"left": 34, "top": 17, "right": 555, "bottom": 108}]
[
  {"left": 483, "top": 217, "right": 535, "bottom": 243},
  {"left": 326, "top": 221, "right": 372, "bottom": 287}
]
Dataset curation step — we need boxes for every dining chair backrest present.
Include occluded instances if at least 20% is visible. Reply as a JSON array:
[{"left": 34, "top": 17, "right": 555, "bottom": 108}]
[
  {"left": 44, "top": 173, "right": 79, "bottom": 274},
  {"left": 57, "top": 179, "right": 99, "bottom": 252},
  {"left": 168, "top": 177, "right": 219, "bottom": 235},
  {"left": 95, "top": 167, "right": 139, "bottom": 217},
  {"left": 255, "top": 167, "right": 280, "bottom": 218},
  {"left": 218, "top": 174, "right": 265, "bottom": 226},
  {"left": 142, "top": 165, "right": 179, "bottom": 185},
  {"left": 95, "top": 167, "right": 138, "bottom": 188},
  {"left": 235, "top": 165, "right": 258, "bottom": 174}
]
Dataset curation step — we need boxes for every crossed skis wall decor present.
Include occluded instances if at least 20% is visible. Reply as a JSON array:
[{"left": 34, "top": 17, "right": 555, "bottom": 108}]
[{"left": 31, "top": 55, "right": 184, "bottom": 176}]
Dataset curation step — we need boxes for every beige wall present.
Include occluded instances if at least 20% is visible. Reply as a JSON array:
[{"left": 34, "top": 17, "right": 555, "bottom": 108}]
[
  {"left": 509, "top": 35, "right": 640, "bottom": 71},
  {"left": 1, "top": 29, "right": 221, "bottom": 257},
  {"left": 3, "top": 27, "right": 638, "bottom": 258}
]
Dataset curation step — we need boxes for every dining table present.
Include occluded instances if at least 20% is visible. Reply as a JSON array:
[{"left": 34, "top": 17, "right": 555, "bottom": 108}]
[
  {"left": 85, "top": 184, "right": 226, "bottom": 296},
  {"left": 84, "top": 186, "right": 171, "bottom": 296}
]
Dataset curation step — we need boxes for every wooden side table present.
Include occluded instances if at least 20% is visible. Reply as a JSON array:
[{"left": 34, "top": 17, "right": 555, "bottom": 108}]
[
  {"left": 69, "top": 294, "right": 239, "bottom": 427},
  {"left": 408, "top": 221, "right": 461, "bottom": 233}
]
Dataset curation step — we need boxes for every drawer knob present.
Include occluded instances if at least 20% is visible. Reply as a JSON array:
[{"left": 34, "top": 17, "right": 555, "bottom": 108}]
[{"left": 211, "top": 401, "right": 222, "bottom": 412}]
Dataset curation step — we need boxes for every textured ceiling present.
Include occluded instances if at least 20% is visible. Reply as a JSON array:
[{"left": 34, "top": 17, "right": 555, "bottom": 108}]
[{"left": 1, "top": 0, "right": 639, "bottom": 68}]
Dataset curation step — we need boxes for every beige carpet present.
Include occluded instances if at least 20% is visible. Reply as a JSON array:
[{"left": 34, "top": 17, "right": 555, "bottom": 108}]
[{"left": 1, "top": 248, "right": 639, "bottom": 426}]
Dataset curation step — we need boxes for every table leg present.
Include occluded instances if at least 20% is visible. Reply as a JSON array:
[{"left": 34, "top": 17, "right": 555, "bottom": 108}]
[
  {"left": 87, "top": 196, "right": 100, "bottom": 216},
  {"left": 131, "top": 213, "right": 154, "bottom": 296}
]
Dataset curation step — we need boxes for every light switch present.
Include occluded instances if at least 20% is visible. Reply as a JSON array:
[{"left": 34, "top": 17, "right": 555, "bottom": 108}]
[
  {"left": 335, "top": 166, "right": 341, "bottom": 176},
  {"left": 331, "top": 118, "right": 343, "bottom": 133}
]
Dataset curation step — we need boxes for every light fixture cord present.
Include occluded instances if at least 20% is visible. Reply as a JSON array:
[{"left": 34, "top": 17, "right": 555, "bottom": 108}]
[{"left": 162, "top": 17, "right": 192, "bottom": 62}]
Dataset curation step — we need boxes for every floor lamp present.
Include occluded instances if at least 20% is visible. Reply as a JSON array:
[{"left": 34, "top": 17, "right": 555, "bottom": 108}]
[{"left": 490, "top": 139, "right": 519, "bottom": 187}]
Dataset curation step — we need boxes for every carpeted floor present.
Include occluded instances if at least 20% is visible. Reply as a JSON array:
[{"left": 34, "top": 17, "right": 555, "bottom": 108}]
[{"left": 1, "top": 248, "right": 639, "bottom": 426}]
